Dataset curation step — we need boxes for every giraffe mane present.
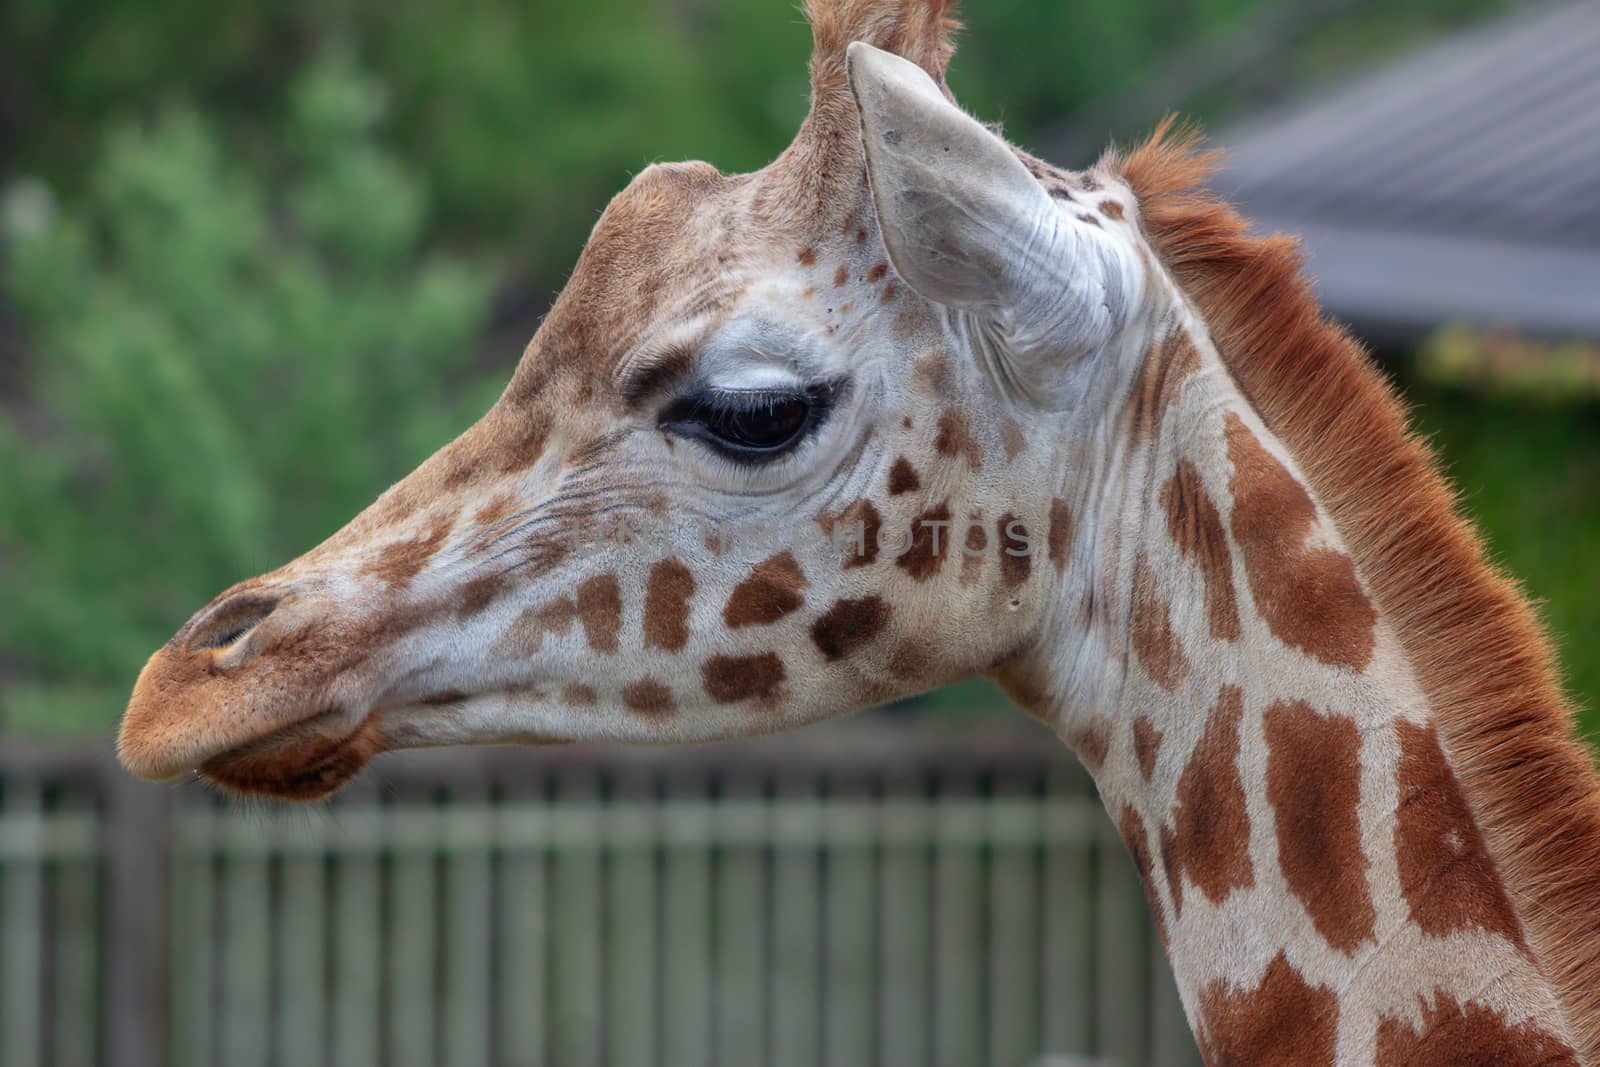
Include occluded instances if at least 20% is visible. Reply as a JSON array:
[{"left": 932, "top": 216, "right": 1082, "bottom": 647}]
[{"left": 1112, "top": 117, "right": 1600, "bottom": 1061}]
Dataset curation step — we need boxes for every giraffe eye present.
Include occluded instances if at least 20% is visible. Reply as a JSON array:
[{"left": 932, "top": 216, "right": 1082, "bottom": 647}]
[{"left": 659, "top": 382, "right": 840, "bottom": 464}]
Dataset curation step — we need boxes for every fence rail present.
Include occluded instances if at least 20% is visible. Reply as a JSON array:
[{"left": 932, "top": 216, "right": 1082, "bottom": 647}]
[{"left": 0, "top": 721, "right": 1200, "bottom": 1067}]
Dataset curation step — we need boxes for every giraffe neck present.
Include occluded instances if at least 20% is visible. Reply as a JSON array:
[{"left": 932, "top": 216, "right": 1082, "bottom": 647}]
[{"left": 1005, "top": 317, "right": 1582, "bottom": 1065}]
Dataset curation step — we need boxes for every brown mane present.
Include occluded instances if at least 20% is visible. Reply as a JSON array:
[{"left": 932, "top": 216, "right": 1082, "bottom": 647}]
[{"left": 1112, "top": 119, "right": 1600, "bottom": 1060}]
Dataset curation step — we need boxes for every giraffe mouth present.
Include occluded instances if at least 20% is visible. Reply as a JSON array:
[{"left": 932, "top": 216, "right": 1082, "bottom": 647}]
[{"left": 199, "top": 708, "right": 386, "bottom": 801}]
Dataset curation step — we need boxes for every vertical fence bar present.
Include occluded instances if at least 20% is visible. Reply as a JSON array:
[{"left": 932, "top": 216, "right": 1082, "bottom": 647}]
[
  {"left": 105, "top": 772, "right": 168, "bottom": 1067},
  {"left": 823, "top": 786, "right": 874, "bottom": 1067},
  {"left": 2, "top": 775, "right": 43, "bottom": 1067},
  {"left": 661, "top": 773, "right": 714, "bottom": 1067},
  {"left": 714, "top": 773, "right": 766, "bottom": 1067},
  {"left": 278, "top": 822, "right": 327, "bottom": 1067},
  {"left": 879, "top": 788, "right": 931, "bottom": 1067},
  {"left": 444, "top": 788, "right": 493, "bottom": 1067},
  {"left": 1096, "top": 825, "right": 1148, "bottom": 1067},
  {"left": 331, "top": 791, "right": 382, "bottom": 1067},
  {"left": 987, "top": 793, "right": 1040, "bottom": 1067},
  {"left": 605, "top": 775, "right": 658, "bottom": 1067},
  {"left": 221, "top": 826, "right": 271, "bottom": 1067},
  {"left": 173, "top": 805, "right": 214, "bottom": 1067},
  {"left": 497, "top": 788, "right": 548, "bottom": 1067},
  {"left": 551, "top": 771, "right": 603, "bottom": 1067},
  {"left": 933, "top": 778, "right": 983, "bottom": 1067},
  {"left": 54, "top": 790, "right": 100, "bottom": 1067},
  {"left": 1040, "top": 775, "right": 1094, "bottom": 1060},
  {"left": 390, "top": 802, "right": 438, "bottom": 1067},
  {"left": 770, "top": 774, "right": 822, "bottom": 1067}
]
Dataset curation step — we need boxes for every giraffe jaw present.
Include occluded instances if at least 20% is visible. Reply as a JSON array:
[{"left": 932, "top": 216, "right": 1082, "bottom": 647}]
[{"left": 196, "top": 707, "right": 386, "bottom": 802}]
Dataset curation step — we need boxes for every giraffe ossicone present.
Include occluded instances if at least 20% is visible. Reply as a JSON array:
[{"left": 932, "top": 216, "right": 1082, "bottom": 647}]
[{"left": 118, "top": 2, "right": 1600, "bottom": 1063}]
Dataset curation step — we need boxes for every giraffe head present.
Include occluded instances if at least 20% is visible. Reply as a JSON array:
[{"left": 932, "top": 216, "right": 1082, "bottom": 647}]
[{"left": 117, "top": 0, "right": 1151, "bottom": 799}]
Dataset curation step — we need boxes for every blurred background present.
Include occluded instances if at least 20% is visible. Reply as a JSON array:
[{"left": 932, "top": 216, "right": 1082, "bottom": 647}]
[{"left": 1, "top": 1, "right": 1596, "bottom": 1065}]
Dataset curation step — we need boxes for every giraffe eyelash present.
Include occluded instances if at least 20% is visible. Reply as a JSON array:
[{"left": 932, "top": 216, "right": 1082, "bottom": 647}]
[{"left": 658, "top": 379, "right": 846, "bottom": 465}]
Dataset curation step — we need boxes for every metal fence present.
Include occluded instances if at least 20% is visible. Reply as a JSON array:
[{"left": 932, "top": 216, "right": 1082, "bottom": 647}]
[{"left": 0, "top": 721, "right": 1199, "bottom": 1067}]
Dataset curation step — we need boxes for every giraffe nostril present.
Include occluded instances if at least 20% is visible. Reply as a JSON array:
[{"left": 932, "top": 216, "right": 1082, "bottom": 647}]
[{"left": 185, "top": 593, "right": 283, "bottom": 653}]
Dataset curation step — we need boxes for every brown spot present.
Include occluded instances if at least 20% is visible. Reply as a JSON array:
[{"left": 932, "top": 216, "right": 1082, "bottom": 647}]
[
  {"left": 362, "top": 509, "right": 457, "bottom": 589},
  {"left": 1196, "top": 953, "right": 1337, "bottom": 1067},
  {"left": 800, "top": 285, "right": 817, "bottom": 300},
  {"left": 887, "top": 640, "right": 929, "bottom": 678},
  {"left": 1076, "top": 213, "right": 1101, "bottom": 228},
  {"left": 499, "top": 421, "right": 551, "bottom": 475},
  {"left": 1265, "top": 700, "right": 1375, "bottom": 955},
  {"left": 1132, "top": 552, "right": 1190, "bottom": 691},
  {"left": 1133, "top": 716, "right": 1162, "bottom": 781},
  {"left": 575, "top": 572, "right": 622, "bottom": 653},
  {"left": 702, "top": 653, "right": 785, "bottom": 704},
  {"left": 913, "top": 350, "right": 949, "bottom": 394},
  {"left": 887, "top": 456, "right": 920, "bottom": 495},
  {"left": 494, "top": 596, "right": 578, "bottom": 658},
  {"left": 1375, "top": 990, "right": 1577, "bottom": 1067},
  {"left": 855, "top": 227, "right": 868, "bottom": 243},
  {"left": 833, "top": 265, "right": 848, "bottom": 287},
  {"left": 457, "top": 571, "right": 514, "bottom": 620},
  {"left": 1098, "top": 199, "right": 1124, "bottom": 220},
  {"left": 959, "top": 513, "right": 986, "bottom": 586},
  {"left": 1395, "top": 720, "right": 1525, "bottom": 948},
  {"left": 562, "top": 683, "right": 597, "bottom": 706},
  {"left": 1225, "top": 412, "right": 1376, "bottom": 670},
  {"left": 1164, "top": 686, "right": 1253, "bottom": 912},
  {"left": 1066, "top": 717, "right": 1109, "bottom": 771},
  {"left": 810, "top": 596, "right": 890, "bottom": 661},
  {"left": 472, "top": 492, "right": 517, "bottom": 531},
  {"left": 897, "top": 501, "right": 953, "bottom": 582},
  {"left": 901, "top": 416, "right": 913, "bottom": 430},
  {"left": 1000, "top": 418, "right": 1026, "bottom": 461},
  {"left": 867, "top": 262, "right": 889, "bottom": 283},
  {"left": 1046, "top": 498, "right": 1073, "bottom": 574},
  {"left": 879, "top": 282, "right": 897, "bottom": 303},
  {"left": 1161, "top": 461, "right": 1241, "bottom": 642},
  {"left": 621, "top": 678, "right": 676, "bottom": 718},
  {"left": 996, "top": 513, "right": 1030, "bottom": 589},
  {"left": 1127, "top": 331, "right": 1200, "bottom": 445},
  {"left": 825, "top": 498, "right": 882, "bottom": 569},
  {"left": 797, "top": 247, "right": 816, "bottom": 266},
  {"left": 643, "top": 558, "right": 695, "bottom": 652},
  {"left": 1118, "top": 806, "right": 1169, "bottom": 947},
  {"left": 724, "top": 551, "right": 808, "bottom": 628},
  {"left": 1080, "top": 172, "right": 1101, "bottom": 191},
  {"left": 934, "top": 408, "right": 982, "bottom": 469}
]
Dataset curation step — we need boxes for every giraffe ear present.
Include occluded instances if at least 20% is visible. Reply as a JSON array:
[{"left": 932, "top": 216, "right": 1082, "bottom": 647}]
[{"left": 847, "top": 42, "right": 1135, "bottom": 383}]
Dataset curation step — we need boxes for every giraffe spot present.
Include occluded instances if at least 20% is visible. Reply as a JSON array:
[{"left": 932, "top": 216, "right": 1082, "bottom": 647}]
[
  {"left": 1265, "top": 700, "right": 1375, "bottom": 955},
  {"left": 887, "top": 456, "right": 921, "bottom": 495},
  {"left": 702, "top": 652, "right": 785, "bottom": 704},
  {"left": 855, "top": 227, "right": 868, "bottom": 243},
  {"left": 959, "top": 512, "right": 986, "bottom": 586},
  {"left": 494, "top": 596, "right": 578, "bottom": 658},
  {"left": 621, "top": 678, "right": 676, "bottom": 718},
  {"left": 1161, "top": 460, "right": 1241, "bottom": 642},
  {"left": 996, "top": 513, "right": 1030, "bottom": 588},
  {"left": 724, "top": 551, "right": 808, "bottom": 628},
  {"left": 1080, "top": 172, "right": 1101, "bottom": 191},
  {"left": 1133, "top": 715, "right": 1162, "bottom": 781},
  {"left": 888, "top": 640, "right": 929, "bottom": 679},
  {"left": 1132, "top": 552, "right": 1190, "bottom": 691},
  {"left": 472, "top": 492, "right": 517, "bottom": 531},
  {"left": 457, "top": 570, "right": 514, "bottom": 620},
  {"left": 1196, "top": 952, "right": 1338, "bottom": 1067},
  {"left": 1395, "top": 720, "right": 1525, "bottom": 948},
  {"left": 362, "top": 509, "right": 458, "bottom": 589},
  {"left": 1000, "top": 417, "right": 1026, "bottom": 462},
  {"left": 1118, "top": 805, "right": 1169, "bottom": 947},
  {"left": 1098, "top": 199, "right": 1124, "bottom": 220},
  {"left": 913, "top": 351, "right": 949, "bottom": 394},
  {"left": 1076, "top": 212, "right": 1101, "bottom": 227},
  {"left": 1375, "top": 990, "right": 1577, "bottom": 1066},
  {"left": 1047, "top": 498, "right": 1073, "bottom": 574},
  {"left": 1163, "top": 686, "right": 1253, "bottom": 913},
  {"left": 498, "top": 420, "right": 551, "bottom": 474},
  {"left": 897, "top": 502, "right": 953, "bottom": 582},
  {"left": 797, "top": 247, "right": 816, "bottom": 266},
  {"left": 821, "top": 498, "right": 882, "bottom": 569},
  {"left": 643, "top": 558, "right": 695, "bottom": 652},
  {"left": 810, "top": 596, "right": 890, "bottom": 661},
  {"left": 575, "top": 572, "right": 622, "bottom": 653},
  {"left": 867, "top": 262, "right": 889, "bottom": 283},
  {"left": 934, "top": 408, "right": 982, "bottom": 468},
  {"left": 1065, "top": 717, "right": 1110, "bottom": 772},
  {"left": 1128, "top": 331, "right": 1200, "bottom": 446},
  {"left": 562, "top": 683, "right": 597, "bottom": 707},
  {"left": 1225, "top": 412, "right": 1376, "bottom": 670},
  {"left": 879, "top": 282, "right": 897, "bottom": 303},
  {"left": 833, "top": 264, "right": 848, "bottom": 287}
]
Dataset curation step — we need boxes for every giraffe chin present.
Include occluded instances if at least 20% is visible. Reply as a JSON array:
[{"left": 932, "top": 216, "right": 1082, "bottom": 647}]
[{"left": 200, "top": 709, "right": 385, "bottom": 802}]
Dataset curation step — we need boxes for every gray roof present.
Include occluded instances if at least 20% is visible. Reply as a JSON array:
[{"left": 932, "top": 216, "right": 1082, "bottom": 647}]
[{"left": 1215, "top": 1, "right": 1600, "bottom": 341}]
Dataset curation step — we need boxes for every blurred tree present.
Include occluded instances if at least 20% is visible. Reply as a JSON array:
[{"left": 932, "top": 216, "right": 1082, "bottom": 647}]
[{"left": 0, "top": 54, "right": 500, "bottom": 730}]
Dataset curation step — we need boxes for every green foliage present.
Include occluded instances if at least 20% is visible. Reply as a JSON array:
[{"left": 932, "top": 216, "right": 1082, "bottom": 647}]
[{"left": 0, "top": 54, "right": 499, "bottom": 730}]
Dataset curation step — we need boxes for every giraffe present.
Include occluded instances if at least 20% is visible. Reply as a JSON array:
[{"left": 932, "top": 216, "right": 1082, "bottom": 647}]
[{"left": 116, "top": 1, "right": 1600, "bottom": 1062}]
